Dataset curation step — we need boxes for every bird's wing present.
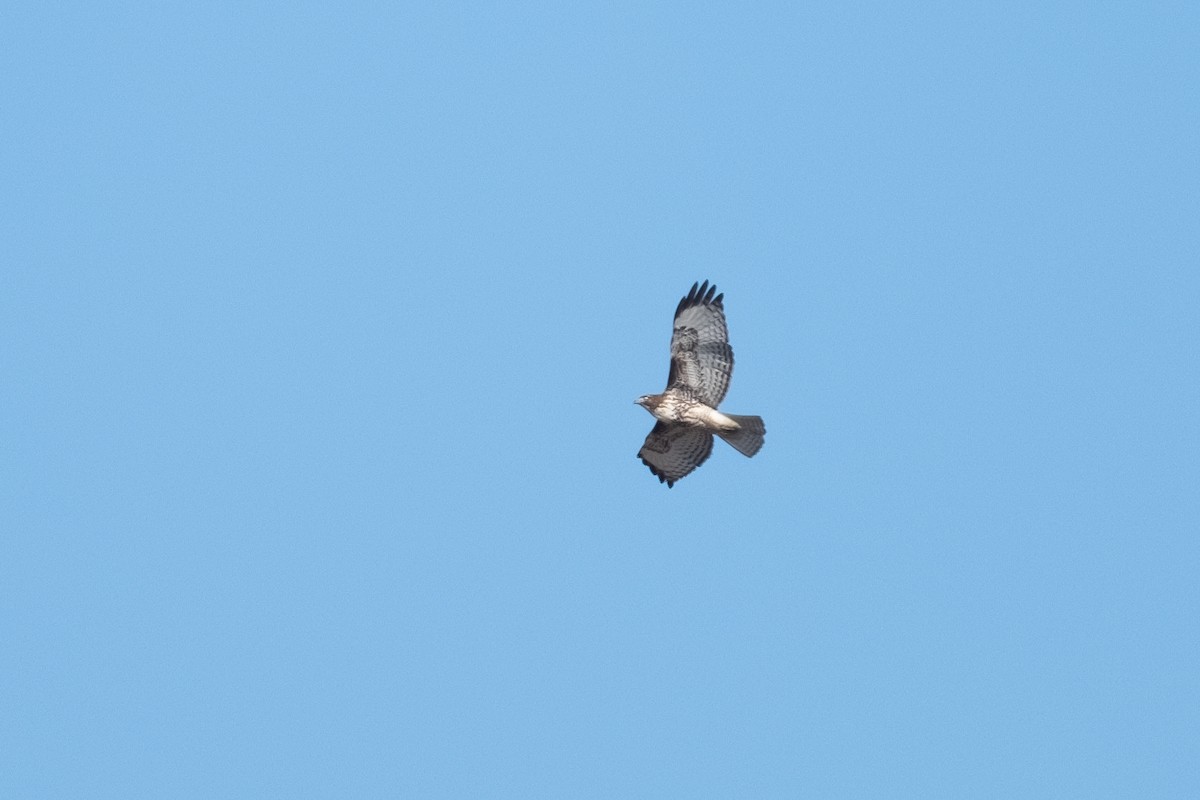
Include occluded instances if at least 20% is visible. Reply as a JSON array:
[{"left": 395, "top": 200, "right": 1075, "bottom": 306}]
[
  {"left": 667, "top": 280, "right": 734, "bottom": 407},
  {"left": 638, "top": 422, "right": 714, "bottom": 488}
]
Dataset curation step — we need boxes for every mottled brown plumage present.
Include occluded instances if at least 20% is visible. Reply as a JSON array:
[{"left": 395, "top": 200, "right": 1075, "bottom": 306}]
[{"left": 636, "top": 281, "right": 765, "bottom": 487}]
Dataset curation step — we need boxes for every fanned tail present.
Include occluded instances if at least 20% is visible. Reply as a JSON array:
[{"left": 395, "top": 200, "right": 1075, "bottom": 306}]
[{"left": 717, "top": 414, "right": 765, "bottom": 457}]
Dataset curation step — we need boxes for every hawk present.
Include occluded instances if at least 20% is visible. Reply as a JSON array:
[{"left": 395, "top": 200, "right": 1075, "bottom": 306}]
[{"left": 636, "top": 280, "right": 765, "bottom": 487}]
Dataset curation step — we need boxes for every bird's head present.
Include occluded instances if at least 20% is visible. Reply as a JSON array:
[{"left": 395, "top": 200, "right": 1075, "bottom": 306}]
[{"left": 634, "top": 394, "right": 657, "bottom": 411}]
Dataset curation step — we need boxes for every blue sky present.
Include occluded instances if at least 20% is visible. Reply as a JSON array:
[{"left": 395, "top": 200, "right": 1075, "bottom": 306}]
[{"left": 3, "top": 2, "right": 1198, "bottom": 797}]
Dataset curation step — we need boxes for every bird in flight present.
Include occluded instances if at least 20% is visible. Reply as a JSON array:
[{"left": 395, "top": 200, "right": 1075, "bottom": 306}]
[{"left": 636, "top": 280, "right": 765, "bottom": 487}]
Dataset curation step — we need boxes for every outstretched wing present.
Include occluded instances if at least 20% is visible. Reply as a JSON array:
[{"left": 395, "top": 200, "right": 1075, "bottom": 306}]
[
  {"left": 638, "top": 422, "right": 714, "bottom": 488},
  {"left": 667, "top": 280, "right": 734, "bottom": 406}
]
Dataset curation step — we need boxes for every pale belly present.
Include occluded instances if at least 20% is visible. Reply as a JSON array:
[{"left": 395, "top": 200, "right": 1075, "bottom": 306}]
[{"left": 654, "top": 401, "right": 738, "bottom": 432}]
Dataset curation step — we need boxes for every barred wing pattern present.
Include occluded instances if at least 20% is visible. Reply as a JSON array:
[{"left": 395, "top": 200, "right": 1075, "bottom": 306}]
[
  {"left": 668, "top": 280, "right": 734, "bottom": 407},
  {"left": 637, "top": 422, "right": 714, "bottom": 488}
]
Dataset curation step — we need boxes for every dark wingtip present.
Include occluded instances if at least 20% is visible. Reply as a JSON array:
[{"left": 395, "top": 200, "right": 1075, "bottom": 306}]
[
  {"left": 639, "top": 455, "right": 677, "bottom": 488},
  {"left": 677, "top": 279, "right": 720, "bottom": 314},
  {"left": 676, "top": 282, "right": 699, "bottom": 316}
]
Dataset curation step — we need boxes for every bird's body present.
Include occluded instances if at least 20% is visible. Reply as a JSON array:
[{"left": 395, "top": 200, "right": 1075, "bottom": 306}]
[
  {"left": 635, "top": 280, "right": 765, "bottom": 487},
  {"left": 637, "top": 387, "right": 739, "bottom": 431}
]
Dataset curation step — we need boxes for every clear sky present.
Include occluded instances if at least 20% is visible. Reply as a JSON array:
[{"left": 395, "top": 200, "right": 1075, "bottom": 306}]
[{"left": 3, "top": 2, "right": 1197, "bottom": 797}]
